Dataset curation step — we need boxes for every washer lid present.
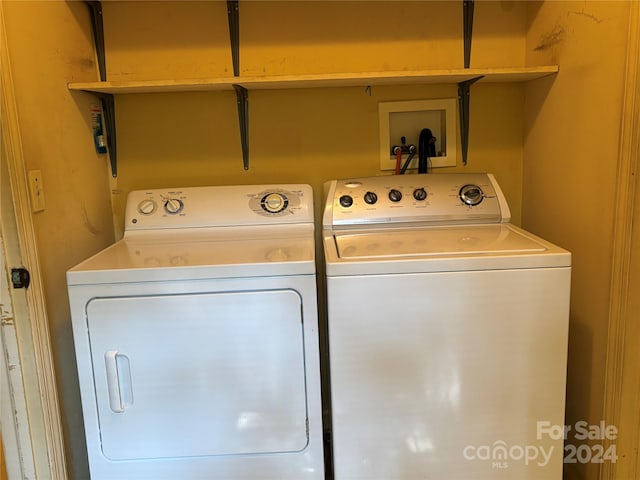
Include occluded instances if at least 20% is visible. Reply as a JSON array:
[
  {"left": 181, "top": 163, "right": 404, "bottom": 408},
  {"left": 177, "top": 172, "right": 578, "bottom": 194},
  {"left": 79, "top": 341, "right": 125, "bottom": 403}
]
[
  {"left": 335, "top": 224, "right": 546, "bottom": 258},
  {"left": 67, "top": 225, "right": 315, "bottom": 285},
  {"left": 325, "top": 224, "right": 570, "bottom": 275}
]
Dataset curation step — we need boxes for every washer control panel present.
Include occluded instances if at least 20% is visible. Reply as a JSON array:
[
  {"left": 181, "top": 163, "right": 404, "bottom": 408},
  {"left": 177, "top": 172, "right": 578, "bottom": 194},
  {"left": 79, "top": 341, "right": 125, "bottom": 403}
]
[
  {"left": 323, "top": 173, "right": 510, "bottom": 227},
  {"left": 125, "top": 184, "right": 313, "bottom": 231}
]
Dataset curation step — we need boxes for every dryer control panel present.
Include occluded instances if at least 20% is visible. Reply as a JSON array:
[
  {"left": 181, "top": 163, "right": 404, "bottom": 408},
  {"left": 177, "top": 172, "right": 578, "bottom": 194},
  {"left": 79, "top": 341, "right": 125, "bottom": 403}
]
[
  {"left": 125, "top": 184, "right": 314, "bottom": 231},
  {"left": 323, "top": 173, "right": 511, "bottom": 227}
]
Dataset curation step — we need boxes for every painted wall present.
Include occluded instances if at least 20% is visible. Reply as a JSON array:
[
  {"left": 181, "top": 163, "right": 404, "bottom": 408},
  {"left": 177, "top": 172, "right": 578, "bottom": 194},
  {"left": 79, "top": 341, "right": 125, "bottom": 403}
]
[
  {"left": 3, "top": 2, "right": 116, "bottom": 478},
  {"left": 102, "top": 1, "right": 528, "bottom": 235},
  {"left": 523, "top": 2, "right": 631, "bottom": 479},
  {"left": 110, "top": 83, "right": 525, "bottom": 232},
  {"left": 102, "top": 1, "right": 527, "bottom": 80}
]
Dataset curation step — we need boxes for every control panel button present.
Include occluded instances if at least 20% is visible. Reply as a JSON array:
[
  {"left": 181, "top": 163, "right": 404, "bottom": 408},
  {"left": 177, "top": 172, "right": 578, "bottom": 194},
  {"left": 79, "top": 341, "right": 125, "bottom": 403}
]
[
  {"left": 413, "top": 188, "right": 427, "bottom": 201},
  {"left": 164, "top": 198, "right": 184, "bottom": 214},
  {"left": 388, "top": 189, "right": 403, "bottom": 202},
  {"left": 339, "top": 195, "right": 354, "bottom": 208},
  {"left": 137, "top": 199, "right": 157, "bottom": 215},
  {"left": 261, "top": 193, "right": 289, "bottom": 213},
  {"left": 459, "top": 184, "right": 484, "bottom": 206},
  {"left": 364, "top": 191, "right": 378, "bottom": 205}
]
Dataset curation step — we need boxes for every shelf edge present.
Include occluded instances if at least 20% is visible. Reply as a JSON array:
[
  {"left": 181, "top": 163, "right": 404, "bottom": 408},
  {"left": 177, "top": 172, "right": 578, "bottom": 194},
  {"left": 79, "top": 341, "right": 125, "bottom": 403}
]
[{"left": 68, "top": 66, "right": 559, "bottom": 94}]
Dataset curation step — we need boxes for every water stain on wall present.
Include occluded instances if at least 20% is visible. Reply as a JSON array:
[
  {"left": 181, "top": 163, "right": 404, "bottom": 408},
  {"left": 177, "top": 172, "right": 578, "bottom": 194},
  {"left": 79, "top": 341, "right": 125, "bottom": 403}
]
[
  {"left": 534, "top": 20, "right": 566, "bottom": 52},
  {"left": 534, "top": 8, "right": 604, "bottom": 53},
  {"left": 81, "top": 203, "right": 100, "bottom": 235}
]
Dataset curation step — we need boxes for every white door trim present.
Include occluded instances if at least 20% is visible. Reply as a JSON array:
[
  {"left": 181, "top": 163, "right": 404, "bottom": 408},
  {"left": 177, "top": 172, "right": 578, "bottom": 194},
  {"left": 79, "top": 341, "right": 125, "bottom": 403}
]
[
  {"left": 1, "top": 233, "right": 37, "bottom": 479},
  {"left": 0, "top": 2, "right": 68, "bottom": 478},
  {"left": 602, "top": 1, "right": 640, "bottom": 478}
]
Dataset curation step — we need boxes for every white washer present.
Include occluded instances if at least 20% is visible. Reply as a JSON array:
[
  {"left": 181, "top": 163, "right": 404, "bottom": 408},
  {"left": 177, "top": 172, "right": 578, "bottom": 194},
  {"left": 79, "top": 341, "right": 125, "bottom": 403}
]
[
  {"left": 323, "top": 173, "right": 570, "bottom": 479},
  {"left": 67, "top": 184, "right": 324, "bottom": 480}
]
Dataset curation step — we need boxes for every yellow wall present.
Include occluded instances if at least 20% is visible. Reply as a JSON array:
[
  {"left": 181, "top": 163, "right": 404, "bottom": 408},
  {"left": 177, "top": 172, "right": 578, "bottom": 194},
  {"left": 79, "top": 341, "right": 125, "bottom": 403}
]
[
  {"left": 102, "top": 1, "right": 527, "bottom": 234},
  {"left": 3, "top": 2, "right": 115, "bottom": 477},
  {"left": 524, "top": 2, "right": 631, "bottom": 479},
  {"left": 110, "top": 83, "right": 525, "bottom": 232},
  {"left": 102, "top": 1, "right": 527, "bottom": 81}
]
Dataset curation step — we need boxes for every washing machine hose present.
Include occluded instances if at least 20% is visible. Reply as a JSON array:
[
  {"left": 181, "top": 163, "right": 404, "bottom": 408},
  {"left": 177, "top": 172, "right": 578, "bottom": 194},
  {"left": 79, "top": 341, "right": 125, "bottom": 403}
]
[{"left": 418, "top": 128, "right": 434, "bottom": 174}]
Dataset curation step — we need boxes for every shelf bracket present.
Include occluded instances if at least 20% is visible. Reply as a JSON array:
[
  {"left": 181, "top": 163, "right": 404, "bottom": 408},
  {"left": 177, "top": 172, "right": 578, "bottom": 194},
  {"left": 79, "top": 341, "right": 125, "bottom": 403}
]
[
  {"left": 463, "top": 0, "right": 474, "bottom": 68},
  {"left": 86, "top": 1, "right": 107, "bottom": 81},
  {"left": 97, "top": 93, "right": 118, "bottom": 177},
  {"left": 233, "top": 85, "right": 249, "bottom": 170},
  {"left": 228, "top": 1, "right": 248, "bottom": 169},
  {"left": 457, "top": 76, "right": 483, "bottom": 166},
  {"left": 227, "top": 0, "right": 240, "bottom": 76},
  {"left": 84, "top": 2, "right": 116, "bottom": 175}
]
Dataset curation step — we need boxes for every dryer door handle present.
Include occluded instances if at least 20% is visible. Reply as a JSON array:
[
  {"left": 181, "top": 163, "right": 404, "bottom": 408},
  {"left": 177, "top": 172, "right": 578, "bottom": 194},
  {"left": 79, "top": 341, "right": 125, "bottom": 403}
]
[{"left": 105, "top": 350, "right": 126, "bottom": 413}]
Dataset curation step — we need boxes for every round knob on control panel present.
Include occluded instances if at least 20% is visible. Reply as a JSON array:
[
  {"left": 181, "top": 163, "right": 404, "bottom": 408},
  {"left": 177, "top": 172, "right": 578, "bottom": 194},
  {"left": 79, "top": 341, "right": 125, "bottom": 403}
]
[
  {"left": 339, "top": 195, "right": 354, "bottom": 208},
  {"left": 388, "top": 189, "right": 403, "bottom": 203},
  {"left": 413, "top": 188, "right": 428, "bottom": 201},
  {"left": 459, "top": 184, "right": 484, "bottom": 206},
  {"left": 363, "top": 191, "right": 378, "bottom": 205},
  {"left": 164, "top": 198, "right": 184, "bottom": 214},
  {"left": 261, "top": 193, "right": 288, "bottom": 213},
  {"left": 137, "top": 199, "right": 157, "bottom": 215}
]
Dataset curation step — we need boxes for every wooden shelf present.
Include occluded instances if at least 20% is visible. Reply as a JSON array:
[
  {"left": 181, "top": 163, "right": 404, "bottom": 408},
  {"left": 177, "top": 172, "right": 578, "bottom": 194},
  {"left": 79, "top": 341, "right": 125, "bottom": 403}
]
[
  {"left": 77, "top": 1, "right": 559, "bottom": 175},
  {"left": 68, "top": 66, "right": 559, "bottom": 94},
  {"left": 71, "top": 65, "right": 558, "bottom": 176}
]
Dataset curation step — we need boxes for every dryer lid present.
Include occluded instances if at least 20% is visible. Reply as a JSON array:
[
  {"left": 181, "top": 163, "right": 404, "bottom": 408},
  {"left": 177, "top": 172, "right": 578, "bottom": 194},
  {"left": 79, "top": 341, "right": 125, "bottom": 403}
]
[{"left": 67, "top": 225, "right": 315, "bottom": 285}]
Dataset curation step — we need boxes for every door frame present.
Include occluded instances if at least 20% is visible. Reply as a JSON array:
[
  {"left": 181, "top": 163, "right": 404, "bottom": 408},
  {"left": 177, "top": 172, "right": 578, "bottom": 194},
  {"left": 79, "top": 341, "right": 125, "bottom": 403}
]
[
  {"left": 0, "top": 209, "right": 36, "bottom": 479},
  {"left": 0, "top": 2, "right": 68, "bottom": 478},
  {"left": 602, "top": 1, "right": 640, "bottom": 478}
]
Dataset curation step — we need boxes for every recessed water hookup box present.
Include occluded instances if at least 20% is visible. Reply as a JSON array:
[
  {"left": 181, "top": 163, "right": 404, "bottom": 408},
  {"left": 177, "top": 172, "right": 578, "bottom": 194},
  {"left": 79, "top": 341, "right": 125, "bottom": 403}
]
[{"left": 379, "top": 98, "right": 457, "bottom": 172}]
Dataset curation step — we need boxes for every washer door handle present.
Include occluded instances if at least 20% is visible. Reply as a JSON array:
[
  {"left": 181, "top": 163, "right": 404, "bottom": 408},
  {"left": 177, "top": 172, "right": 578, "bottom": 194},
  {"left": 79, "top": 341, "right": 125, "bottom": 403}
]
[{"left": 105, "top": 350, "right": 126, "bottom": 413}]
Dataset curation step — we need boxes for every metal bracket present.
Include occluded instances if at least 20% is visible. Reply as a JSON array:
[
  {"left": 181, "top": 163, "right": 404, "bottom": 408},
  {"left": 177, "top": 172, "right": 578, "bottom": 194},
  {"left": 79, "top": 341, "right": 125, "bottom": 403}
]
[
  {"left": 86, "top": 1, "right": 107, "bottom": 81},
  {"left": 85, "top": 1, "right": 118, "bottom": 176},
  {"left": 98, "top": 93, "right": 118, "bottom": 177},
  {"left": 463, "top": 0, "right": 474, "bottom": 69},
  {"left": 228, "top": 2, "right": 249, "bottom": 169},
  {"left": 233, "top": 85, "right": 249, "bottom": 170},
  {"left": 227, "top": 0, "right": 240, "bottom": 77},
  {"left": 457, "top": 76, "right": 483, "bottom": 166}
]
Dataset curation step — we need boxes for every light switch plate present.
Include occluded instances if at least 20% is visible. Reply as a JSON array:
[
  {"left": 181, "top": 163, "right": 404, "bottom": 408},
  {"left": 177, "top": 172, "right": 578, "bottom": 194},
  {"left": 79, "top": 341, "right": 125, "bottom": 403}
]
[{"left": 28, "top": 170, "right": 45, "bottom": 212}]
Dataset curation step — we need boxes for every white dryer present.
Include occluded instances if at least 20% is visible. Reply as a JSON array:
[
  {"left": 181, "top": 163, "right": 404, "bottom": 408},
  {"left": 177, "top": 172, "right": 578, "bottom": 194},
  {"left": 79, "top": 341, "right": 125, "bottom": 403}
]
[
  {"left": 67, "top": 184, "right": 324, "bottom": 480},
  {"left": 323, "top": 173, "right": 570, "bottom": 479}
]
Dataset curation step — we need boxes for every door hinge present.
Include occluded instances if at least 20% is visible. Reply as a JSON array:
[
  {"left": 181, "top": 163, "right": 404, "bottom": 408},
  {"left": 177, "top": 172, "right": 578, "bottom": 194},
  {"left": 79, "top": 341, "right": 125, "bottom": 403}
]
[{"left": 11, "top": 268, "right": 30, "bottom": 289}]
